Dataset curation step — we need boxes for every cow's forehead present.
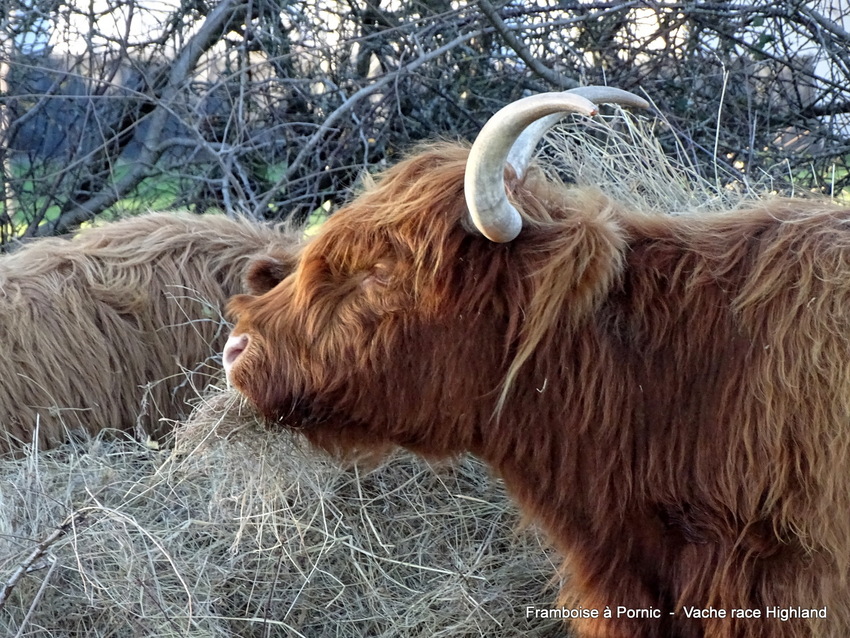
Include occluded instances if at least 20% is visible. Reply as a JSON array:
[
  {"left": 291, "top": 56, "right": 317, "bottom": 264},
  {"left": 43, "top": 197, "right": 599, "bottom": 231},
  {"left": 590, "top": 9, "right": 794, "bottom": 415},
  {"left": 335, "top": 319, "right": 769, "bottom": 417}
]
[{"left": 309, "top": 219, "right": 412, "bottom": 267}]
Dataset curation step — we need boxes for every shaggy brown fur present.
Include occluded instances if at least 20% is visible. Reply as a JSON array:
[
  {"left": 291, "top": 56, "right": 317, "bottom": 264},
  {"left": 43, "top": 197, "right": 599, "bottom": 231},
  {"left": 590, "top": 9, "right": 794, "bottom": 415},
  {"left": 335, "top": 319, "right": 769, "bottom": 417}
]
[
  {"left": 0, "top": 212, "right": 298, "bottom": 454},
  {"left": 226, "top": 143, "right": 850, "bottom": 638}
]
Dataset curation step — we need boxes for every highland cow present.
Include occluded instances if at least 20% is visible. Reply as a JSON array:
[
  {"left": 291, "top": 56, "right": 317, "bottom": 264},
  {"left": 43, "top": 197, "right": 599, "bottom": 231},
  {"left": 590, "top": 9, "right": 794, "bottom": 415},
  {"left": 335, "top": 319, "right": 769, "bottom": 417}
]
[
  {"left": 0, "top": 212, "right": 297, "bottom": 454},
  {"left": 223, "top": 87, "right": 850, "bottom": 638}
]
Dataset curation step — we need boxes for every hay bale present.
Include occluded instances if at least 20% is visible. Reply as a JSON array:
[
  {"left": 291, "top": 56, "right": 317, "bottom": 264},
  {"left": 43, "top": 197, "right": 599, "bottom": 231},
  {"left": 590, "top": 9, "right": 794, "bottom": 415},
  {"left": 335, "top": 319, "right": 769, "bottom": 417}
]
[{"left": 0, "top": 388, "right": 567, "bottom": 637}]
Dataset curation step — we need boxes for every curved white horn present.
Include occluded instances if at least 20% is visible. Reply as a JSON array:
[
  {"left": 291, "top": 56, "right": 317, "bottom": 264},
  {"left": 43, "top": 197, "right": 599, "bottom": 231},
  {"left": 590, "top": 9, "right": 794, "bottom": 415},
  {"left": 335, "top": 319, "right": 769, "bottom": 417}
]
[
  {"left": 507, "top": 87, "right": 650, "bottom": 176},
  {"left": 464, "top": 87, "right": 649, "bottom": 243}
]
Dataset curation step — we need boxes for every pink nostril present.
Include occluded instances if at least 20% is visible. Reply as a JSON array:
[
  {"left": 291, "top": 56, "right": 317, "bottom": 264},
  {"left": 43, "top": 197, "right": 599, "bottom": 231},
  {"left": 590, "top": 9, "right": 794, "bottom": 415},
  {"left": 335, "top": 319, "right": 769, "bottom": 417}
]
[{"left": 223, "top": 333, "right": 250, "bottom": 373}]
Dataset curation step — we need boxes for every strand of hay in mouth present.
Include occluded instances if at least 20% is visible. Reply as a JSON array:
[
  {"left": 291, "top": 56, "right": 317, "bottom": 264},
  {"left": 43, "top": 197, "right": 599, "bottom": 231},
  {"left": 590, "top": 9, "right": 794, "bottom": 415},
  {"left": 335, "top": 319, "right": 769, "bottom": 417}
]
[{"left": 0, "top": 387, "right": 566, "bottom": 637}]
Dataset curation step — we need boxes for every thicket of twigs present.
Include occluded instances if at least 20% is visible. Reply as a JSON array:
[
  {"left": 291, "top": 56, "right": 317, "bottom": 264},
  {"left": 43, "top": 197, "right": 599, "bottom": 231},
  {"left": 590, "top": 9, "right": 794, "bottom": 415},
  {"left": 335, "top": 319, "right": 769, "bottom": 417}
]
[
  {"left": 0, "top": 107, "right": 766, "bottom": 637},
  {"left": 1, "top": 1, "right": 848, "bottom": 245}
]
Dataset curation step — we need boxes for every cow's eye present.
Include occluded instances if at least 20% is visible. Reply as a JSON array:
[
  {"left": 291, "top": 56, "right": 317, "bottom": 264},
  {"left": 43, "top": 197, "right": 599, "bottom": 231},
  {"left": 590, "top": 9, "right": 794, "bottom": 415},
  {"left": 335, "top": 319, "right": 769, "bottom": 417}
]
[{"left": 361, "top": 261, "right": 394, "bottom": 290}]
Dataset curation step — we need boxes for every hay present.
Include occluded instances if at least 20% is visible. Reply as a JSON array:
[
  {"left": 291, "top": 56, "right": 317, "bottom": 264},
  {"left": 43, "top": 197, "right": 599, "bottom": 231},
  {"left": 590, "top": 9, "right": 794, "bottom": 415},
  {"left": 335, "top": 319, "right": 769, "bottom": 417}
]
[
  {"left": 0, "top": 388, "right": 566, "bottom": 637},
  {"left": 542, "top": 106, "right": 761, "bottom": 214}
]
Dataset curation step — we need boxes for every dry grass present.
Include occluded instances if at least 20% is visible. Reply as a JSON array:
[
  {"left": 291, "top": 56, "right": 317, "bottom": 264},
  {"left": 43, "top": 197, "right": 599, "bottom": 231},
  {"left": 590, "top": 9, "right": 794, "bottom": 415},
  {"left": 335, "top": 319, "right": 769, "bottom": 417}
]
[
  {"left": 0, "top": 388, "right": 566, "bottom": 637},
  {"left": 0, "top": 108, "right": 760, "bottom": 637},
  {"left": 542, "top": 106, "right": 763, "bottom": 214}
]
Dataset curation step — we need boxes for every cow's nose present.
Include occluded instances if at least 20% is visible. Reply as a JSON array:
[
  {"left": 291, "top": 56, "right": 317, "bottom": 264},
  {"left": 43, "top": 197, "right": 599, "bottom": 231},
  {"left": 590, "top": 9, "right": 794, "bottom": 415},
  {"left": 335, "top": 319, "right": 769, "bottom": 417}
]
[{"left": 223, "top": 333, "right": 250, "bottom": 377}]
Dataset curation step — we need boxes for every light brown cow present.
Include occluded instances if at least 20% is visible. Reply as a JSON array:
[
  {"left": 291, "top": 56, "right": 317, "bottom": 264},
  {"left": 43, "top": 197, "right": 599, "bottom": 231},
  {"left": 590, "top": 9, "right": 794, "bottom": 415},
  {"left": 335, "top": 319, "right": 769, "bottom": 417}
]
[{"left": 0, "top": 212, "right": 298, "bottom": 453}]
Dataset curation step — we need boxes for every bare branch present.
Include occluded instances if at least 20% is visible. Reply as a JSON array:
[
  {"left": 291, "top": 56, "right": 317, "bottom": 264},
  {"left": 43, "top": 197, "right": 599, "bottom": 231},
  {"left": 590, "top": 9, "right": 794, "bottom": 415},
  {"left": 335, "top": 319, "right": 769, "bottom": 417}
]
[
  {"left": 477, "top": 0, "right": 579, "bottom": 90},
  {"left": 32, "top": 0, "right": 248, "bottom": 236},
  {"left": 255, "top": 27, "right": 489, "bottom": 214}
]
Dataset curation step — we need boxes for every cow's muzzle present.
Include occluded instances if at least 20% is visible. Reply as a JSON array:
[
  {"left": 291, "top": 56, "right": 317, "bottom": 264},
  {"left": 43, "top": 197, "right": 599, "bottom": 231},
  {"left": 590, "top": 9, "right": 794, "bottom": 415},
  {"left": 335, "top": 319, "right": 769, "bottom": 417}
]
[{"left": 223, "top": 333, "right": 250, "bottom": 382}]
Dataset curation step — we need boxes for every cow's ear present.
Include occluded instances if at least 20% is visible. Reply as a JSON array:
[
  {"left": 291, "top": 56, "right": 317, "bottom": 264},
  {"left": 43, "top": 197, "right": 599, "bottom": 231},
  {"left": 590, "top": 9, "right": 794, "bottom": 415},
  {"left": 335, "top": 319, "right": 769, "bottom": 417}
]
[{"left": 245, "top": 255, "right": 293, "bottom": 295}]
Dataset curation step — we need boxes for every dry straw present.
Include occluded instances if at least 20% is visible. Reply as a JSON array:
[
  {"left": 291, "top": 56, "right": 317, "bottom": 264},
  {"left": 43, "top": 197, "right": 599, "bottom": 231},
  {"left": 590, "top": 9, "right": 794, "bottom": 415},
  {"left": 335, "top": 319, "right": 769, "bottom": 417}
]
[
  {"left": 541, "top": 105, "right": 761, "bottom": 213},
  {"left": 1, "top": 107, "right": 755, "bottom": 637},
  {"left": 0, "top": 389, "right": 564, "bottom": 637}
]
